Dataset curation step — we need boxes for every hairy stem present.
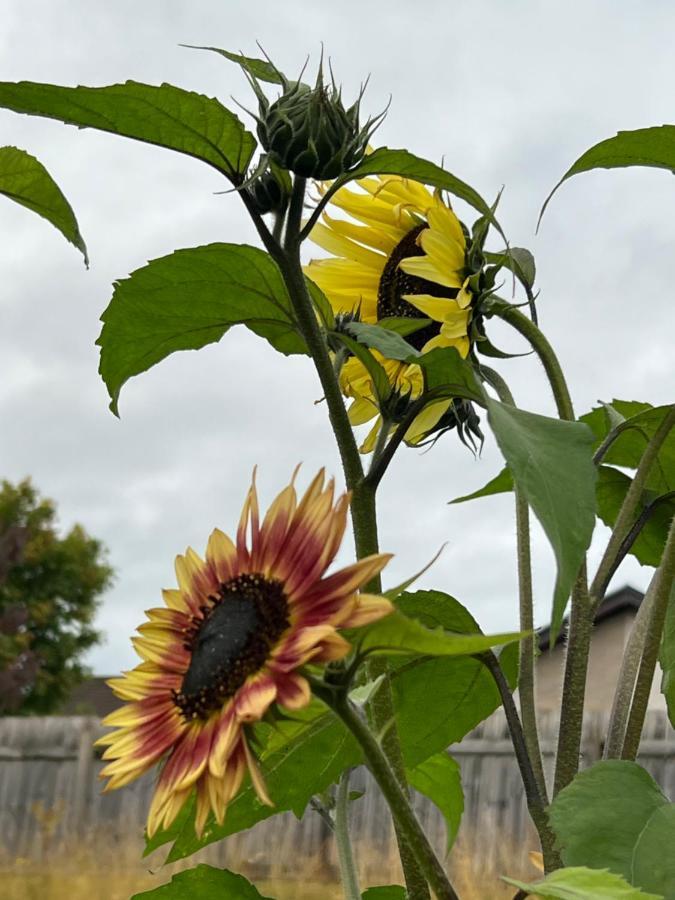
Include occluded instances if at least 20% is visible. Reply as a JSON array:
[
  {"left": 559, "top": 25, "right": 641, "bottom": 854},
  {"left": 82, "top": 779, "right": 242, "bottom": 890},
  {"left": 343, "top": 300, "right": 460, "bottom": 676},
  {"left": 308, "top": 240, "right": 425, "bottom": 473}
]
[
  {"left": 335, "top": 770, "right": 361, "bottom": 900},
  {"left": 481, "top": 366, "right": 548, "bottom": 804},
  {"left": 621, "top": 516, "right": 675, "bottom": 760},
  {"left": 488, "top": 303, "right": 574, "bottom": 422},
  {"left": 271, "top": 176, "right": 429, "bottom": 899},
  {"left": 477, "top": 652, "right": 560, "bottom": 871},
  {"left": 590, "top": 406, "right": 675, "bottom": 611},
  {"left": 315, "top": 684, "right": 460, "bottom": 900},
  {"left": 604, "top": 571, "right": 660, "bottom": 759},
  {"left": 487, "top": 306, "right": 594, "bottom": 800}
]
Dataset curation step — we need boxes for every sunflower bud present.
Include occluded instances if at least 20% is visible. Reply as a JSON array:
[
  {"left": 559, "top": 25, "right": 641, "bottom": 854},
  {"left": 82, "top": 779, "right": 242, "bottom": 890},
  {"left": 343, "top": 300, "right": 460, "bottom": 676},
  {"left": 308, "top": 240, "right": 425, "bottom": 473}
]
[
  {"left": 252, "top": 63, "right": 381, "bottom": 180},
  {"left": 246, "top": 167, "right": 291, "bottom": 216}
]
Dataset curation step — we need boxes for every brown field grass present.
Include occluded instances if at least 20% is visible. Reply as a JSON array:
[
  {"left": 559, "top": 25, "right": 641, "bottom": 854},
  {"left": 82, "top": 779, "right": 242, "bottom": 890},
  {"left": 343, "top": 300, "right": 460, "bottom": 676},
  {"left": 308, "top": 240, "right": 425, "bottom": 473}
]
[{"left": 1, "top": 837, "right": 529, "bottom": 900}]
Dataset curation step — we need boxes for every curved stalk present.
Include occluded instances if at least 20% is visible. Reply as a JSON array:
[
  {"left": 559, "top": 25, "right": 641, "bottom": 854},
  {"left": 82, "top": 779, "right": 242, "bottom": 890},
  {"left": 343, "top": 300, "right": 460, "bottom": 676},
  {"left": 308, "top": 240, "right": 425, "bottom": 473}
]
[
  {"left": 314, "top": 683, "right": 460, "bottom": 900},
  {"left": 252, "top": 176, "right": 429, "bottom": 899},
  {"left": 621, "top": 516, "right": 675, "bottom": 760},
  {"left": 590, "top": 406, "right": 675, "bottom": 611},
  {"left": 476, "top": 652, "right": 560, "bottom": 871},
  {"left": 604, "top": 570, "right": 660, "bottom": 759},
  {"left": 480, "top": 366, "right": 548, "bottom": 806},
  {"left": 335, "top": 770, "right": 361, "bottom": 900},
  {"left": 485, "top": 305, "right": 593, "bottom": 799}
]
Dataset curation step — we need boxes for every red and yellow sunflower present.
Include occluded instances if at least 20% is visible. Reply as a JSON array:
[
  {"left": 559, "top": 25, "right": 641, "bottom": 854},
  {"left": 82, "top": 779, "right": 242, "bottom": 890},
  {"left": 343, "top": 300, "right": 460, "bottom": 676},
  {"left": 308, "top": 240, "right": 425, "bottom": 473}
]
[{"left": 96, "top": 470, "right": 392, "bottom": 837}]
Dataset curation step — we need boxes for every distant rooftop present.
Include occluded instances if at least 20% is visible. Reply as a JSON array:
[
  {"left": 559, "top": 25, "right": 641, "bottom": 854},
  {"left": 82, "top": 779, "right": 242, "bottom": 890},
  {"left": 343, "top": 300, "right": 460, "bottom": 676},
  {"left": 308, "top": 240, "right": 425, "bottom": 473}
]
[
  {"left": 59, "top": 675, "right": 119, "bottom": 718},
  {"left": 537, "top": 584, "right": 643, "bottom": 652}
]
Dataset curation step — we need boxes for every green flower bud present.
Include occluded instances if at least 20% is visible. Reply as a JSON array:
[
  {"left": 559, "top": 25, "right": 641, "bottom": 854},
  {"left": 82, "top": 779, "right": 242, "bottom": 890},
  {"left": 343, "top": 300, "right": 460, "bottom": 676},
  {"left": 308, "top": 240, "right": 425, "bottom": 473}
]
[
  {"left": 251, "top": 62, "right": 383, "bottom": 180},
  {"left": 246, "top": 168, "right": 290, "bottom": 216}
]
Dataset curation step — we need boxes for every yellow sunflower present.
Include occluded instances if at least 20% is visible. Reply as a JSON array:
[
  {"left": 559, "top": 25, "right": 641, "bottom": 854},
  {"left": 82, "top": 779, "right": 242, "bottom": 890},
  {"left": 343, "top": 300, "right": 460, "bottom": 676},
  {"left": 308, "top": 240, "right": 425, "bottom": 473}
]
[
  {"left": 305, "top": 174, "right": 474, "bottom": 451},
  {"left": 96, "top": 469, "right": 392, "bottom": 838}
]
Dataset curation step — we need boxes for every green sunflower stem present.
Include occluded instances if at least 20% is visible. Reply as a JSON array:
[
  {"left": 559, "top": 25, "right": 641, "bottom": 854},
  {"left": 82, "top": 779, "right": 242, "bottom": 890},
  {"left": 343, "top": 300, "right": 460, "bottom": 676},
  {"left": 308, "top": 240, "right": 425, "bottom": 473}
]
[
  {"left": 315, "top": 684, "right": 460, "bottom": 900},
  {"left": 335, "top": 769, "right": 362, "bottom": 900},
  {"left": 479, "top": 367, "right": 548, "bottom": 806},
  {"left": 590, "top": 405, "right": 675, "bottom": 612},
  {"left": 263, "top": 175, "right": 430, "bottom": 899},
  {"left": 485, "top": 305, "right": 595, "bottom": 801},
  {"left": 621, "top": 516, "right": 675, "bottom": 761}
]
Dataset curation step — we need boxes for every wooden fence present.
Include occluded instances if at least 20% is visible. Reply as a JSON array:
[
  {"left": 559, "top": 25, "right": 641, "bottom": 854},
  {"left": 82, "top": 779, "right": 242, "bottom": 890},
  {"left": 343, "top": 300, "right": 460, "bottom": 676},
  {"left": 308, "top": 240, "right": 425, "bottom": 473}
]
[{"left": 1, "top": 711, "right": 674, "bottom": 883}]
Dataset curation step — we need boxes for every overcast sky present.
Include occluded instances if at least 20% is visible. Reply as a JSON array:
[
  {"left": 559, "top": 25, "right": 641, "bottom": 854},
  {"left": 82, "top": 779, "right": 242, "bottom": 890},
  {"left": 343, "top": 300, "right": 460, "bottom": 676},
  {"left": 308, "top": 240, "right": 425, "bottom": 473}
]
[{"left": 1, "top": 1, "right": 673, "bottom": 675}]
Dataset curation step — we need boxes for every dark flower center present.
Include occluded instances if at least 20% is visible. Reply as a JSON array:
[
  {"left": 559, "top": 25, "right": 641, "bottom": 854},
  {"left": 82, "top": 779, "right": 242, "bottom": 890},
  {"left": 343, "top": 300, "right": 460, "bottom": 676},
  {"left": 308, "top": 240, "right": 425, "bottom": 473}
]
[
  {"left": 173, "top": 573, "right": 290, "bottom": 721},
  {"left": 377, "top": 223, "right": 460, "bottom": 352}
]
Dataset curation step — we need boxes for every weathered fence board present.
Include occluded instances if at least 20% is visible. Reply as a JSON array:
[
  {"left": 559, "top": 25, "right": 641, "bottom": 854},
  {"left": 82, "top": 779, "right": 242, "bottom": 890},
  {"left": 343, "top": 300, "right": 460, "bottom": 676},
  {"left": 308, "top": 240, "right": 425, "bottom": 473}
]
[{"left": 1, "top": 710, "right": 673, "bottom": 881}]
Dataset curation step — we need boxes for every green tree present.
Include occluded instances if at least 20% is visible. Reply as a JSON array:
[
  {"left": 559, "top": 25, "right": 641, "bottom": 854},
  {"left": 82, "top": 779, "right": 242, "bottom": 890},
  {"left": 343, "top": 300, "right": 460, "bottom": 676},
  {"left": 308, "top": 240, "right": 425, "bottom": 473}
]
[{"left": 0, "top": 479, "right": 113, "bottom": 714}]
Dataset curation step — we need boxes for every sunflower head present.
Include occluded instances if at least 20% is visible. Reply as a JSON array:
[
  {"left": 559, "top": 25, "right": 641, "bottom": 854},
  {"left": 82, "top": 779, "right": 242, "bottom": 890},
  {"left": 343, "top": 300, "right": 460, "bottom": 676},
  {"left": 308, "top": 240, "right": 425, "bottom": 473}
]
[
  {"left": 252, "top": 62, "right": 380, "bottom": 181},
  {"left": 96, "top": 470, "right": 392, "bottom": 839},
  {"left": 306, "top": 174, "right": 491, "bottom": 450}
]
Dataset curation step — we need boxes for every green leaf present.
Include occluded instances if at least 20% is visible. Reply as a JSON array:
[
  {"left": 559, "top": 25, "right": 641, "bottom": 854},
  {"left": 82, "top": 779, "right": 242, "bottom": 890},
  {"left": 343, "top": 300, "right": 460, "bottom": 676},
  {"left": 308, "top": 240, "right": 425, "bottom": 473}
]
[
  {"left": 305, "top": 275, "right": 335, "bottom": 329},
  {"left": 356, "top": 608, "right": 524, "bottom": 658},
  {"left": 391, "top": 590, "right": 519, "bottom": 765},
  {"left": 658, "top": 580, "right": 675, "bottom": 728},
  {"left": 362, "top": 887, "right": 407, "bottom": 899},
  {"left": 548, "top": 760, "right": 668, "bottom": 883},
  {"left": 449, "top": 466, "right": 513, "bottom": 504},
  {"left": 131, "top": 865, "right": 274, "bottom": 899},
  {"left": 487, "top": 399, "right": 597, "bottom": 642},
  {"left": 541, "top": 125, "right": 675, "bottom": 224},
  {"left": 181, "top": 46, "right": 286, "bottom": 84},
  {"left": 330, "top": 331, "right": 391, "bottom": 403},
  {"left": 631, "top": 803, "right": 675, "bottom": 899},
  {"left": 582, "top": 402, "right": 675, "bottom": 494},
  {"left": 503, "top": 866, "right": 662, "bottom": 899},
  {"left": 596, "top": 466, "right": 675, "bottom": 567},
  {"left": 345, "top": 321, "right": 420, "bottom": 361},
  {"left": 484, "top": 246, "right": 536, "bottom": 289},
  {"left": 406, "top": 752, "right": 463, "bottom": 852},
  {"left": 340, "top": 147, "right": 504, "bottom": 235},
  {"left": 379, "top": 316, "right": 433, "bottom": 337},
  {"left": 155, "top": 702, "right": 360, "bottom": 862},
  {"left": 416, "top": 346, "right": 485, "bottom": 404},
  {"left": 0, "top": 81, "right": 255, "bottom": 179},
  {"left": 97, "top": 243, "right": 307, "bottom": 415},
  {"left": 0, "top": 146, "right": 87, "bottom": 263}
]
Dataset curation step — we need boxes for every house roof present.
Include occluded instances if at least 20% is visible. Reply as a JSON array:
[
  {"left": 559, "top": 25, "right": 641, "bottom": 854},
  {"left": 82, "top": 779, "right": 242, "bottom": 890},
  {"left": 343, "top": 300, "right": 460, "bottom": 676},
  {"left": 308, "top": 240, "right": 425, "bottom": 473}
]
[
  {"left": 59, "top": 676, "right": 119, "bottom": 717},
  {"left": 537, "top": 584, "right": 644, "bottom": 651}
]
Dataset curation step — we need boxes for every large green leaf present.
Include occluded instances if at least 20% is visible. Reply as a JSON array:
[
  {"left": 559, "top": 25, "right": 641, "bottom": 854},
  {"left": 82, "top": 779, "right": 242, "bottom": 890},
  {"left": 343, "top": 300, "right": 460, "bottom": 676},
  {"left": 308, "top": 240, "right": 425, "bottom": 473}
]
[
  {"left": 340, "top": 147, "right": 501, "bottom": 229},
  {"left": 391, "top": 590, "right": 519, "bottom": 766},
  {"left": 503, "top": 867, "right": 662, "bottom": 899},
  {"left": 487, "top": 399, "right": 597, "bottom": 642},
  {"left": 415, "top": 346, "right": 485, "bottom": 403},
  {"left": 581, "top": 402, "right": 675, "bottom": 494},
  {"left": 484, "top": 247, "right": 536, "bottom": 289},
  {"left": 0, "top": 81, "right": 255, "bottom": 179},
  {"left": 541, "top": 125, "right": 675, "bottom": 223},
  {"left": 0, "top": 146, "right": 87, "bottom": 262},
  {"left": 658, "top": 581, "right": 675, "bottom": 728},
  {"left": 131, "top": 865, "right": 273, "bottom": 899},
  {"left": 97, "top": 243, "right": 307, "bottom": 415},
  {"left": 449, "top": 466, "right": 513, "bottom": 504},
  {"left": 155, "top": 703, "right": 360, "bottom": 862},
  {"left": 345, "top": 321, "right": 420, "bottom": 361},
  {"left": 355, "top": 608, "right": 523, "bottom": 658},
  {"left": 406, "top": 752, "right": 463, "bottom": 852},
  {"left": 596, "top": 466, "right": 675, "bottom": 568},
  {"left": 548, "top": 761, "right": 668, "bottom": 884},
  {"left": 631, "top": 804, "right": 675, "bottom": 900}
]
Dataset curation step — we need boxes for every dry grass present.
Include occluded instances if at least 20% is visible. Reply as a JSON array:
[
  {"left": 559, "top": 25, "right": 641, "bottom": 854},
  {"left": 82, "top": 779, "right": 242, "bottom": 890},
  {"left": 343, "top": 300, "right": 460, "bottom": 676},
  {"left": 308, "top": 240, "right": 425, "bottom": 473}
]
[{"left": 2, "top": 812, "right": 536, "bottom": 899}]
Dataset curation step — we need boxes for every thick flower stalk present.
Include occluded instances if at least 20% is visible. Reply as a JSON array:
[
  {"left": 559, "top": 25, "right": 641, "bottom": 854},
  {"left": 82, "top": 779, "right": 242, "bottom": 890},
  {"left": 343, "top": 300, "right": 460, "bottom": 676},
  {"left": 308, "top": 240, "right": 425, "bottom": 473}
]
[
  {"left": 96, "top": 469, "right": 392, "bottom": 838},
  {"left": 305, "top": 174, "right": 482, "bottom": 451}
]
